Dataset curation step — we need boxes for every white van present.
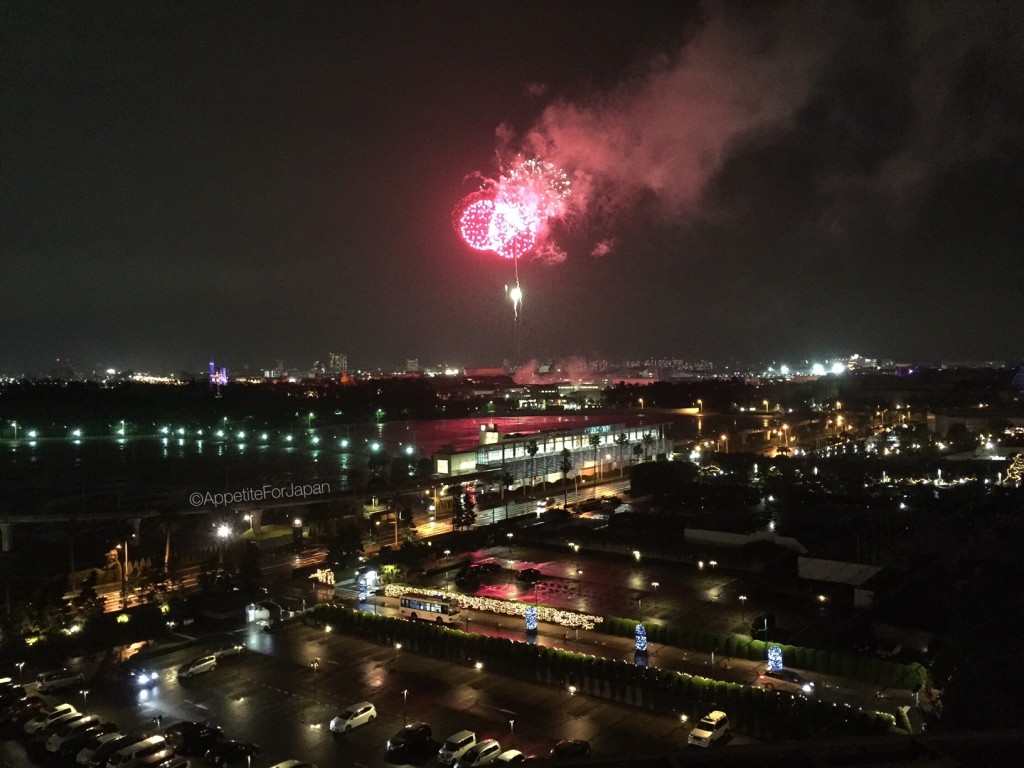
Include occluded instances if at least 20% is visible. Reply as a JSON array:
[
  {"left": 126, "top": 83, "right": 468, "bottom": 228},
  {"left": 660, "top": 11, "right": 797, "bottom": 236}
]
[
  {"left": 106, "top": 736, "right": 168, "bottom": 768},
  {"left": 438, "top": 731, "right": 476, "bottom": 766}
]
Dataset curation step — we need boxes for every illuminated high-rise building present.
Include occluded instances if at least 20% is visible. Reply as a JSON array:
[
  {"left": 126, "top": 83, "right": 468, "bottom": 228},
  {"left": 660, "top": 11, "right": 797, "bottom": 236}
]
[{"left": 328, "top": 352, "right": 347, "bottom": 375}]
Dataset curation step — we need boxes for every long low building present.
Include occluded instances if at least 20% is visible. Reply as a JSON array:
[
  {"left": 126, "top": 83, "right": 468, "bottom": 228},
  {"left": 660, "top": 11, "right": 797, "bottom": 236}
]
[{"left": 431, "top": 421, "right": 673, "bottom": 487}]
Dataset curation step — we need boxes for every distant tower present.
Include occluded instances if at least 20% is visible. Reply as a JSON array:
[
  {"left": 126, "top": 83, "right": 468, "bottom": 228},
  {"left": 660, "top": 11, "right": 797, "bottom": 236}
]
[{"left": 209, "top": 360, "right": 228, "bottom": 386}]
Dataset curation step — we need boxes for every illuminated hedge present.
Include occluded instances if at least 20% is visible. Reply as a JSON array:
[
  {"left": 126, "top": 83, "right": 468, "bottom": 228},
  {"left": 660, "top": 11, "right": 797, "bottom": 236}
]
[{"left": 383, "top": 584, "right": 604, "bottom": 630}]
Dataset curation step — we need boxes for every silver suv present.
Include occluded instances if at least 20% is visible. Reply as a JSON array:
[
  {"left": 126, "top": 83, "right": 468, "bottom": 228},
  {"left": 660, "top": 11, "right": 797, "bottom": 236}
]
[{"left": 756, "top": 667, "right": 815, "bottom": 696}]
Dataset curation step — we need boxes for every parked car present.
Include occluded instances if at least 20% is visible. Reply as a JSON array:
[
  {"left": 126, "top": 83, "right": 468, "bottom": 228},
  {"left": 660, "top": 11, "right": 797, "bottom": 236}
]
[
  {"left": 46, "top": 714, "right": 100, "bottom": 751},
  {"left": 687, "top": 710, "right": 729, "bottom": 747},
  {"left": 266, "top": 761, "right": 317, "bottom": 768},
  {"left": 756, "top": 667, "right": 815, "bottom": 696},
  {"left": 24, "top": 703, "right": 79, "bottom": 735},
  {"left": 438, "top": 730, "right": 476, "bottom": 766},
  {"left": 37, "top": 668, "right": 85, "bottom": 693},
  {"left": 36, "top": 712, "right": 88, "bottom": 742},
  {"left": 162, "top": 721, "right": 202, "bottom": 750},
  {"left": 2, "top": 694, "right": 45, "bottom": 724},
  {"left": 177, "top": 656, "right": 217, "bottom": 679},
  {"left": 59, "top": 723, "right": 118, "bottom": 758},
  {"left": 472, "top": 562, "right": 502, "bottom": 574},
  {"left": 174, "top": 724, "right": 223, "bottom": 756},
  {"left": 454, "top": 738, "right": 502, "bottom": 767},
  {"left": 86, "top": 734, "right": 138, "bottom": 768},
  {"left": 550, "top": 739, "right": 590, "bottom": 760},
  {"left": 494, "top": 750, "right": 525, "bottom": 764},
  {"left": 515, "top": 568, "right": 542, "bottom": 583},
  {"left": 74, "top": 731, "right": 125, "bottom": 765},
  {"left": 0, "top": 683, "right": 26, "bottom": 708},
  {"left": 204, "top": 740, "right": 259, "bottom": 766},
  {"left": 329, "top": 702, "right": 376, "bottom": 733},
  {"left": 386, "top": 722, "right": 431, "bottom": 755},
  {"left": 107, "top": 734, "right": 172, "bottom": 768}
]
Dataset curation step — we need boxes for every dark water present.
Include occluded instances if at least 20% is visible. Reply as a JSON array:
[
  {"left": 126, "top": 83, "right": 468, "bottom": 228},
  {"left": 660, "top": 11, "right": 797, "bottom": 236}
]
[{"left": 0, "top": 409, "right": 763, "bottom": 577}]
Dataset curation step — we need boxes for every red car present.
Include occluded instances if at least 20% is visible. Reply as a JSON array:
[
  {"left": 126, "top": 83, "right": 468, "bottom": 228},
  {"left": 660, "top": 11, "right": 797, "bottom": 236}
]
[{"left": 2, "top": 695, "right": 46, "bottom": 725}]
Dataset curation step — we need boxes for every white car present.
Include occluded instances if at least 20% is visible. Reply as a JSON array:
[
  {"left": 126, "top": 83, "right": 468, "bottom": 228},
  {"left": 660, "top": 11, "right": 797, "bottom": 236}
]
[
  {"left": 688, "top": 710, "right": 729, "bottom": 747},
  {"left": 177, "top": 655, "right": 217, "bottom": 678},
  {"left": 494, "top": 750, "right": 525, "bottom": 764},
  {"left": 46, "top": 715, "right": 99, "bottom": 751},
  {"left": 36, "top": 668, "right": 85, "bottom": 693},
  {"left": 329, "top": 702, "right": 376, "bottom": 733},
  {"left": 24, "top": 703, "right": 79, "bottom": 735},
  {"left": 76, "top": 732, "right": 125, "bottom": 765},
  {"left": 212, "top": 640, "right": 246, "bottom": 658},
  {"left": 454, "top": 739, "right": 501, "bottom": 767}
]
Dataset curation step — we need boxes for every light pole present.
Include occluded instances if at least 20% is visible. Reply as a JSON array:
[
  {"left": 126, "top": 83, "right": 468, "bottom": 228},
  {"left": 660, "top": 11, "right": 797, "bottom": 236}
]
[
  {"left": 16, "top": 661, "right": 25, "bottom": 682},
  {"left": 576, "top": 568, "right": 583, "bottom": 594},
  {"left": 402, "top": 689, "right": 408, "bottom": 724},
  {"left": 444, "top": 549, "right": 451, "bottom": 589},
  {"left": 81, "top": 689, "right": 89, "bottom": 707},
  {"left": 216, "top": 524, "right": 231, "bottom": 564},
  {"left": 739, "top": 594, "right": 747, "bottom": 623},
  {"left": 506, "top": 532, "right": 514, "bottom": 558},
  {"left": 651, "top": 581, "right": 660, "bottom": 607},
  {"left": 509, "top": 719, "right": 515, "bottom": 748}
]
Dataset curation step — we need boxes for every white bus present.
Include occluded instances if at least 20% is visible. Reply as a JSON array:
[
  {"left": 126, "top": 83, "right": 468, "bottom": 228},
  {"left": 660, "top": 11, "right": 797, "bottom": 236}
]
[{"left": 399, "top": 596, "right": 462, "bottom": 624}]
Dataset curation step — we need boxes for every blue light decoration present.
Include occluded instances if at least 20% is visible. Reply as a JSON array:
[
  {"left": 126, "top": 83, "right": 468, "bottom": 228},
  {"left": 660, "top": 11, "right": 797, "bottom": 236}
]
[
  {"left": 525, "top": 605, "right": 538, "bottom": 634},
  {"left": 358, "top": 577, "right": 368, "bottom": 603},
  {"left": 767, "top": 644, "right": 783, "bottom": 671},
  {"left": 634, "top": 623, "right": 648, "bottom": 653}
]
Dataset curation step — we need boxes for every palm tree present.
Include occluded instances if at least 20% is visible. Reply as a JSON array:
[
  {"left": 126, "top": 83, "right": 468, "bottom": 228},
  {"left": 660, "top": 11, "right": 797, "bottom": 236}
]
[
  {"left": 588, "top": 434, "right": 601, "bottom": 484},
  {"left": 642, "top": 431, "right": 655, "bottom": 461},
  {"left": 559, "top": 448, "right": 573, "bottom": 509},
  {"left": 526, "top": 440, "right": 539, "bottom": 492},
  {"left": 632, "top": 444, "right": 644, "bottom": 464},
  {"left": 616, "top": 433, "right": 629, "bottom": 477}
]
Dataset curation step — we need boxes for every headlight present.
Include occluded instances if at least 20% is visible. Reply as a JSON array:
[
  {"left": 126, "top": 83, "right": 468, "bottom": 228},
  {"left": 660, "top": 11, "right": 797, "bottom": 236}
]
[{"left": 802, "top": 683, "right": 812, "bottom": 693}]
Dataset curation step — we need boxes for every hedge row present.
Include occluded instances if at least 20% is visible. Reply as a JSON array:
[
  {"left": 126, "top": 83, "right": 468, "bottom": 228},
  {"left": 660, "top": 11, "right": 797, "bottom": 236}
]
[
  {"left": 600, "top": 616, "right": 927, "bottom": 690},
  {"left": 308, "top": 604, "right": 896, "bottom": 741}
]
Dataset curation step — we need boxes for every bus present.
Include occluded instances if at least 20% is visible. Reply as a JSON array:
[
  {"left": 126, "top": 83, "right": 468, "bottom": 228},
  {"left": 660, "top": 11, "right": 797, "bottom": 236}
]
[{"left": 399, "top": 596, "right": 462, "bottom": 624}]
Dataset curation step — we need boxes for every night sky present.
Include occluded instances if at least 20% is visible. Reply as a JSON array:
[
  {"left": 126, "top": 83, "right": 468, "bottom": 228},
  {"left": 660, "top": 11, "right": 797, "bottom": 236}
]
[{"left": 3, "top": 1, "right": 1022, "bottom": 375}]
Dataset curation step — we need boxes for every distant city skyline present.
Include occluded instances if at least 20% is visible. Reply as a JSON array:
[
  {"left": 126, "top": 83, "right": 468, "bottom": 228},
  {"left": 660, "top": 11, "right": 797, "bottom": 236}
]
[{"left": 3, "top": 2, "right": 1022, "bottom": 373}]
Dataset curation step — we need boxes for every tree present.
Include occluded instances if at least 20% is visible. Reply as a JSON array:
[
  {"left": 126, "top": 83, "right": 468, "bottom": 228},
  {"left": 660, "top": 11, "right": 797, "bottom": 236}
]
[
  {"left": 632, "top": 444, "right": 644, "bottom": 464},
  {"left": 642, "top": 431, "right": 655, "bottom": 461},
  {"left": 616, "top": 433, "right": 630, "bottom": 476},
  {"left": 453, "top": 492, "right": 477, "bottom": 530},
  {"left": 559, "top": 448, "right": 573, "bottom": 509},
  {"left": 526, "top": 440, "right": 539, "bottom": 491},
  {"left": 589, "top": 434, "right": 601, "bottom": 481}
]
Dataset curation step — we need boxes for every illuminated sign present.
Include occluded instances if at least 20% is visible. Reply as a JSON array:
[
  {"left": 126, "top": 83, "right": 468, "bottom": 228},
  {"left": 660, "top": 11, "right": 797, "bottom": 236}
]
[{"left": 767, "top": 644, "right": 783, "bottom": 671}]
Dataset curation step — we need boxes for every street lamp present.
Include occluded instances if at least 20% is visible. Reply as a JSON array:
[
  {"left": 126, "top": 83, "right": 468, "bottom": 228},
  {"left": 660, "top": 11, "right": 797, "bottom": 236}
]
[
  {"left": 651, "top": 581, "right": 660, "bottom": 607},
  {"left": 576, "top": 568, "right": 583, "bottom": 593},
  {"left": 16, "top": 661, "right": 25, "bottom": 682},
  {"left": 80, "top": 689, "right": 89, "bottom": 707},
  {"left": 739, "top": 594, "right": 747, "bottom": 622},
  {"left": 402, "top": 689, "right": 408, "bottom": 724},
  {"left": 216, "top": 524, "right": 231, "bottom": 564},
  {"left": 696, "top": 399, "right": 702, "bottom": 413},
  {"left": 507, "top": 532, "right": 514, "bottom": 556},
  {"left": 509, "top": 719, "right": 515, "bottom": 748}
]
